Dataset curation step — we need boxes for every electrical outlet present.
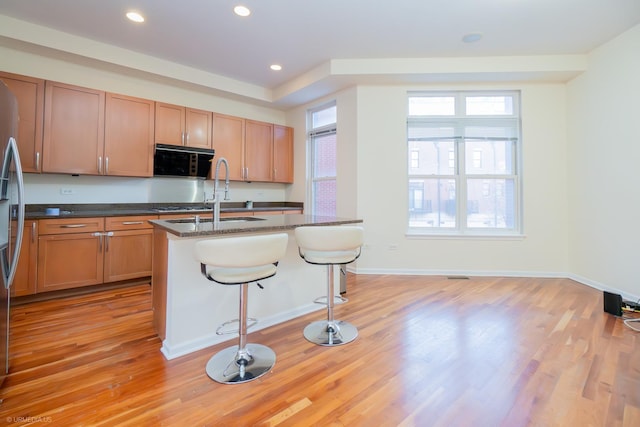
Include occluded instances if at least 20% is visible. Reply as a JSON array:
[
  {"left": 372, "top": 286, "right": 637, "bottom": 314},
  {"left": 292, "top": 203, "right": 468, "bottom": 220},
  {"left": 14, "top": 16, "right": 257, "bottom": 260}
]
[
  {"left": 60, "top": 188, "right": 74, "bottom": 195},
  {"left": 388, "top": 244, "right": 398, "bottom": 251}
]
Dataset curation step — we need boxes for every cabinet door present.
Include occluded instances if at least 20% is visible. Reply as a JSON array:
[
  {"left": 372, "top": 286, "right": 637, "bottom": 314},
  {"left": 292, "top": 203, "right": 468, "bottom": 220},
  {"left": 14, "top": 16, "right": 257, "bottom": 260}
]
[
  {"left": 12, "top": 220, "right": 38, "bottom": 297},
  {"left": 273, "top": 125, "right": 294, "bottom": 183},
  {"left": 43, "top": 81, "right": 105, "bottom": 174},
  {"left": 185, "top": 108, "right": 212, "bottom": 149},
  {"left": 0, "top": 72, "right": 44, "bottom": 173},
  {"left": 212, "top": 113, "right": 245, "bottom": 181},
  {"left": 155, "top": 102, "right": 185, "bottom": 146},
  {"left": 37, "top": 233, "right": 104, "bottom": 292},
  {"left": 103, "top": 229, "right": 153, "bottom": 283},
  {"left": 245, "top": 120, "right": 273, "bottom": 182},
  {"left": 105, "top": 93, "right": 154, "bottom": 177}
]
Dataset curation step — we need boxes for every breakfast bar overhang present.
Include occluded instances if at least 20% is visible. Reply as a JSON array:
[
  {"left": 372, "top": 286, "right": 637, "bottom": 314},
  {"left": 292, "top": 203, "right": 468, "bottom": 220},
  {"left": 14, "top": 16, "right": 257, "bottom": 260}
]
[{"left": 150, "top": 214, "right": 363, "bottom": 360}]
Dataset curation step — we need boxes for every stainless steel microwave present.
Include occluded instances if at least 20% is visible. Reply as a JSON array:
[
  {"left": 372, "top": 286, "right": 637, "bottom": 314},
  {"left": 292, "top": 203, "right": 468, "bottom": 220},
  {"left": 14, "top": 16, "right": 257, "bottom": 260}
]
[{"left": 153, "top": 144, "right": 215, "bottom": 178}]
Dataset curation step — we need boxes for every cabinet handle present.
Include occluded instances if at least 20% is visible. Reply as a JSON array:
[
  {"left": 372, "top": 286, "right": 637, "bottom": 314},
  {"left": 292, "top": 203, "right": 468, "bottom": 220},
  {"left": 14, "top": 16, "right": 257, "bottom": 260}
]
[
  {"left": 35, "top": 152, "right": 40, "bottom": 171},
  {"left": 274, "top": 168, "right": 277, "bottom": 178},
  {"left": 186, "top": 132, "right": 190, "bottom": 145},
  {"left": 121, "top": 221, "right": 144, "bottom": 225},
  {"left": 105, "top": 231, "right": 114, "bottom": 251},
  {"left": 31, "top": 222, "right": 36, "bottom": 243},
  {"left": 92, "top": 232, "right": 103, "bottom": 252},
  {"left": 61, "top": 224, "right": 87, "bottom": 228},
  {"left": 105, "top": 157, "right": 109, "bottom": 175},
  {"left": 245, "top": 167, "right": 249, "bottom": 180},
  {"left": 98, "top": 156, "right": 102, "bottom": 174},
  {"left": 181, "top": 132, "right": 185, "bottom": 145}
]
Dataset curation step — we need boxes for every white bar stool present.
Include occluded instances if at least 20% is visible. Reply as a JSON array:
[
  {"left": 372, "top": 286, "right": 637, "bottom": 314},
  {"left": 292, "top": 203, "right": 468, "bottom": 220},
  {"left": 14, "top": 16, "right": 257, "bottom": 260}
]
[
  {"left": 194, "top": 233, "right": 288, "bottom": 384},
  {"left": 295, "top": 225, "right": 363, "bottom": 346}
]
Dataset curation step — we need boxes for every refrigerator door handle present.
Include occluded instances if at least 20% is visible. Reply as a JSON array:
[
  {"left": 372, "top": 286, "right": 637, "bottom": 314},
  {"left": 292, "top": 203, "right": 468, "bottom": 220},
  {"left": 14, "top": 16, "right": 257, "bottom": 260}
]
[{"left": 3, "top": 137, "right": 24, "bottom": 289}]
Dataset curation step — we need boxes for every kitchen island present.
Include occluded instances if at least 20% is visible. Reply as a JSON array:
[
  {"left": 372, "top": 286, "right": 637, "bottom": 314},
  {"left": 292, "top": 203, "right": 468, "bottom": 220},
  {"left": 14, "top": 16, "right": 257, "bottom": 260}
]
[{"left": 150, "top": 214, "right": 363, "bottom": 359}]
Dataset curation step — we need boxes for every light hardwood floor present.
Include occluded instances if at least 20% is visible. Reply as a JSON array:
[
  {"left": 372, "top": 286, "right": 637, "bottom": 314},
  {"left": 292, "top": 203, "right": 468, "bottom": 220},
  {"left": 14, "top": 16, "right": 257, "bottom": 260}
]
[{"left": 0, "top": 276, "right": 638, "bottom": 426}]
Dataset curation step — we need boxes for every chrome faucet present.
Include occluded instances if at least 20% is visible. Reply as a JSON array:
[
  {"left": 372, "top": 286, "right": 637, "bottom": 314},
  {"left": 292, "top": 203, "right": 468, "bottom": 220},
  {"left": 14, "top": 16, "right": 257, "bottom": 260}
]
[{"left": 212, "top": 157, "right": 230, "bottom": 224}]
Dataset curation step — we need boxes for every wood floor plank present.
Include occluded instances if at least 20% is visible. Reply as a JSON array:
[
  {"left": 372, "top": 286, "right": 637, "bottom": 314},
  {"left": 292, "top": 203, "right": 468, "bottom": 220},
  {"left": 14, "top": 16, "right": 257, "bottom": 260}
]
[{"left": 0, "top": 276, "right": 638, "bottom": 426}]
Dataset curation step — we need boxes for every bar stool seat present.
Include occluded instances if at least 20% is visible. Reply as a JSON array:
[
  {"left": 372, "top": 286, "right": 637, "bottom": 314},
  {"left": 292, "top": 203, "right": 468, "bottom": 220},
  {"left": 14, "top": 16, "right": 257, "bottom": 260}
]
[
  {"left": 194, "top": 233, "right": 288, "bottom": 384},
  {"left": 295, "top": 225, "right": 363, "bottom": 346}
]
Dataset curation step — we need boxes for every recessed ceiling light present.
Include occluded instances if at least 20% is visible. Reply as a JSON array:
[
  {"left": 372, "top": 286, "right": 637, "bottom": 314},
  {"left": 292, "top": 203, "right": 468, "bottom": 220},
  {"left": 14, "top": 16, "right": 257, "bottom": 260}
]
[
  {"left": 462, "top": 33, "right": 482, "bottom": 43},
  {"left": 234, "top": 5, "right": 251, "bottom": 17},
  {"left": 270, "top": 64, "right": 282, "bottom": 71},
  {"left": 126, "top": 11, "right": 145, "bottom": 23}
]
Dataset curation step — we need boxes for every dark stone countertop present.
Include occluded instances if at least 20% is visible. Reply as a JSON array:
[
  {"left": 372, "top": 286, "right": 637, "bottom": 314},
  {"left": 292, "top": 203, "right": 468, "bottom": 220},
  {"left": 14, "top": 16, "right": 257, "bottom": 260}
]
[
  {"left": 25, "top": 202, "right": 303, "bottom": 220},
  {"left": 149, "top": 214, "right": 363, "bottom": 238}
]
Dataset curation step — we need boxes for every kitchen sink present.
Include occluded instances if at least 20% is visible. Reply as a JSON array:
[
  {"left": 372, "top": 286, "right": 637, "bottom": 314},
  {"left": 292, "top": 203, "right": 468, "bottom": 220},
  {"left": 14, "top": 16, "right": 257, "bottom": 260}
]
[{"left": 166, "top": 216, "right": 266, "bottom": 224}]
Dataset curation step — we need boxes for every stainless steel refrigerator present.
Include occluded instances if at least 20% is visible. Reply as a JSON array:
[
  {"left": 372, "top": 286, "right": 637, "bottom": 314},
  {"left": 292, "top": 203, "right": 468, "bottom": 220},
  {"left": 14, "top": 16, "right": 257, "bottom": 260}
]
[{"left": 0, "top": 81, "right": 25, "bottom": 387}]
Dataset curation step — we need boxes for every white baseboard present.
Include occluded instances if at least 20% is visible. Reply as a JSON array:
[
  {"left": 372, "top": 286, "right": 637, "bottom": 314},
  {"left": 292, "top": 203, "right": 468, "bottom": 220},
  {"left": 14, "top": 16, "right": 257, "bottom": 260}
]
[{"left": 354, "top": 267, "right": 640, "bottom": 303}]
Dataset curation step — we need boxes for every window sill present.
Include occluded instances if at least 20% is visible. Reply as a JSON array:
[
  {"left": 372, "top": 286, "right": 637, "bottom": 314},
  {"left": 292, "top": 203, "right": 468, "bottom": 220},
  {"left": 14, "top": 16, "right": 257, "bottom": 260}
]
[{"left": 406, "top": 231, "right": 526, "bottom": 241}]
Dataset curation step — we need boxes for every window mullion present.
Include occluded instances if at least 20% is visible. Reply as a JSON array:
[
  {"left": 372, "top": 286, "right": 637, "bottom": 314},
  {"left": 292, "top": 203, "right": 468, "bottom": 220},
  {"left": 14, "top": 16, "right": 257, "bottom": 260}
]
[{"left": 457, "top": 138, "right": 467, "bottom": 231}]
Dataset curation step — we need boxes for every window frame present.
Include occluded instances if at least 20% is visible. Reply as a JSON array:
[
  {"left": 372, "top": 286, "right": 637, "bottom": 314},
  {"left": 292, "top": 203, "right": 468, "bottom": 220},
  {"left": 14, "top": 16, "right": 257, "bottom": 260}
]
[
  {"left": 307, "top": 101, "right": 337, "bottom": 217},
  {"left": 407, "top": 91, "right": 523, "bottom": 237}
]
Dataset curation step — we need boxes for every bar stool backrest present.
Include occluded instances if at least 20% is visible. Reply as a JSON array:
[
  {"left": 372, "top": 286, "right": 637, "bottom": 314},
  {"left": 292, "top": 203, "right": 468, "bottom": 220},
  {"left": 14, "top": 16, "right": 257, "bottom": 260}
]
[
  {"left": 195, "top": 233, "right": 288, "bottom": 269},
  {"left": 295, "top": 226, "right": 363, "bottom": 265}
]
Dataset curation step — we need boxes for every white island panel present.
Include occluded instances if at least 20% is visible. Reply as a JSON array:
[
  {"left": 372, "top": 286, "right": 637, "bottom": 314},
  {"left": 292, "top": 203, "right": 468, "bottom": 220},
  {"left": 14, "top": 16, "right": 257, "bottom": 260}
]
[{"left": 161, "top": 230, "right": 333, "bottom": 359}]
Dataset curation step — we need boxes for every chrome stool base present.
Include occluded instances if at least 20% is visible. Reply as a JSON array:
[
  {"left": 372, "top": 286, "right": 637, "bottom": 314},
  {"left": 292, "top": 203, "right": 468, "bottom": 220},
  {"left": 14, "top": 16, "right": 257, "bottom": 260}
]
[
  {"left": 303, "top": 320, "right": 358, "bottom": 346},
  {"left": 205, "top": 343, "right": 276, "bottom": 384}
]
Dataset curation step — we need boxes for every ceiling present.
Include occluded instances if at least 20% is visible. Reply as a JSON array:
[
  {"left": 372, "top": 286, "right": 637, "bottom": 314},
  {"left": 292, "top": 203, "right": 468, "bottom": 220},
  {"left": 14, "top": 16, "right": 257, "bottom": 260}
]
[{"left": 0, "top": 0, "right": 639, "bottom": 109}]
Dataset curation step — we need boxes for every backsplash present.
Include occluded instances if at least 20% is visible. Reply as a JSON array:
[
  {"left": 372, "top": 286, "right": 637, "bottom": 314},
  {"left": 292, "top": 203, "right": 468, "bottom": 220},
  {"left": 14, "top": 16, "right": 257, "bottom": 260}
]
[{"left": 24, "top": 174, "right": 288, "bottom": 205}]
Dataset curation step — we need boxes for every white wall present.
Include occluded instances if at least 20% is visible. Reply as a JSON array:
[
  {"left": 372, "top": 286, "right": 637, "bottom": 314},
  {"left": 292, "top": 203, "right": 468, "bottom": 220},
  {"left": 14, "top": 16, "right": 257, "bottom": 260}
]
[
  {"left": 566, "top": 24, "right": 640, "bottom": 300},
  {"left": 287, "top": 83, "right": 570, "bottom": 277},
  {"left": 285, "top": 86, "right": 359, "bottom": 216}
]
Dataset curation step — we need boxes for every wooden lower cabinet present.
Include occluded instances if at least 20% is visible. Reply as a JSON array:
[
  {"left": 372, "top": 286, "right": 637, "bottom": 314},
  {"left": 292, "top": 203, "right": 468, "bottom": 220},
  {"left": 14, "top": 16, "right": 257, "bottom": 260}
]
[
  {"left": 37, "top": 232, "right": 104, "bottom": 292},
  {"left": 104, "top": 229, "right": 153, "bottom": 283},
  {"left": 12, "top": 220, "right": 38, "bottom": 297},
  {"left": 104, "top": 216, "right": 155, "bottom": 282},
  {"left": 36, "top": 216, "right": 156, "bottom": 294}
]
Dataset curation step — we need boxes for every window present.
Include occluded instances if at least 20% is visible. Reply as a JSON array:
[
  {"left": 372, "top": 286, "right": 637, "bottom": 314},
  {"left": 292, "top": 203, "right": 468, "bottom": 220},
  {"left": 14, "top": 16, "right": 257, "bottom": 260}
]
[
  {"left": 410, "top": 150, "right": 420, "bottom": 168},
  {"left": 308, "top": 103, "right": 337, "bottom": 216},
  {"left": 407, "top": 91, "right": 521, "bottom": 235}
]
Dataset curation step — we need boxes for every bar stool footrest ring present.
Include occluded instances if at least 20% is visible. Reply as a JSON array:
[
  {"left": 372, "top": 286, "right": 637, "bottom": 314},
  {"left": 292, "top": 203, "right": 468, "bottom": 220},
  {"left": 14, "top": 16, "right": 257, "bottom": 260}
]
[
  {"left": 216, "top": 317, "right": 258, "bottom": 335},
  {"left": 312, "top": 295, "right": 348, "bottom": 305}
]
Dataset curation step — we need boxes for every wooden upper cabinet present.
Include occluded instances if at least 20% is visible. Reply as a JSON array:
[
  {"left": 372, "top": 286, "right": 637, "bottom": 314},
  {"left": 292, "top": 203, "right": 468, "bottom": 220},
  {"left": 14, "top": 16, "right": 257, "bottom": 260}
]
[
  {"left": 0, "top": 72, "right": 291, "bottom": 182},
  {"left": 185, "top": 108, "right": 212, "bottom": 149},
  {"left": 0, "top": 72, "right": 45, "bottom": 173},
  {"left": 105, "top": 93, "right": 154, "bottom": 177},
  {"left": 43, "top": 81, "right": 105, "bottom": 174},
  {"left": 155, "top": 102, "right": 185, "bottom": 146},
  {"left": 213, "top": 114, "right": 294, "bottom": 184},
  {"left": 212, "top": 113, "right": 245, "bottom": 180},
  {"left": 155, "top": 102, "right": 212, "bottom": 149},
  {"left": 245, "top": 119, "right": 273, "bottom": 182},
  {"left": 273, "top": 125, "right": 293, "bottom": 183}
]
